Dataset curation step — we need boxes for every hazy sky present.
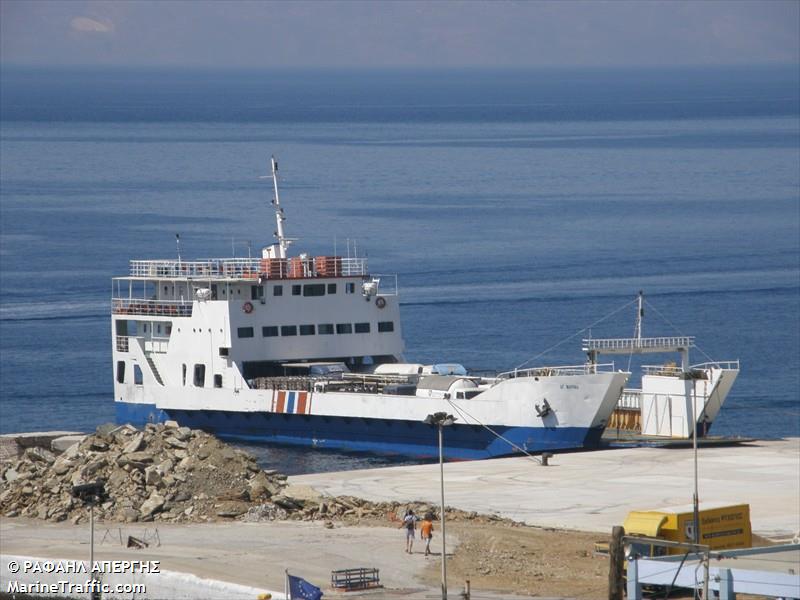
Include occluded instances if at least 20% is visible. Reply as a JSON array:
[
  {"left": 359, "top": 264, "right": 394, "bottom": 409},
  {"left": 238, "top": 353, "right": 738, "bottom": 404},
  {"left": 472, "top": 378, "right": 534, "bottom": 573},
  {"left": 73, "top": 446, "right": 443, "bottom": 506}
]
[{"left": 1, "top": 0, "right": 798, "bottom": 68}]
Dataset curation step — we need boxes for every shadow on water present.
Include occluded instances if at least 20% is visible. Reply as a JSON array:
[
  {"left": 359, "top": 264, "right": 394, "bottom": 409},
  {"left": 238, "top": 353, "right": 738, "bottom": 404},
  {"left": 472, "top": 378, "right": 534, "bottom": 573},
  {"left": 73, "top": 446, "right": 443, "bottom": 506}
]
[{"left": 227, "top": 439, "right": 437, "bottom": 476}]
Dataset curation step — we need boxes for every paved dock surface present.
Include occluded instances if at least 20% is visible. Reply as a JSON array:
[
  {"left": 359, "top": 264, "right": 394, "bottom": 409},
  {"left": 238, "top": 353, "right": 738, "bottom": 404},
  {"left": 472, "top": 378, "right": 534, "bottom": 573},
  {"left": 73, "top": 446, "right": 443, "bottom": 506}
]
[
  {"left": 1, "top": 519, "right": 541, "bottom": 599},
  {"left": 293, "top": 438, "right": 800, "bottom": 540}
]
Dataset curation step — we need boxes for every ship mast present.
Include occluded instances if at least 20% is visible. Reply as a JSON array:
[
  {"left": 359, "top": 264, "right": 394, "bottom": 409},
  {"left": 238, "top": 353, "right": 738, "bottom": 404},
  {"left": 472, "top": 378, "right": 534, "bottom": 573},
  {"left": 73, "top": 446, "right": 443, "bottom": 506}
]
[
  {"left": 634, "top": 290, "right": 643, "bottom": 344},
  {"left": 270, "top": 155, "right": 289, "bottom": 259}
]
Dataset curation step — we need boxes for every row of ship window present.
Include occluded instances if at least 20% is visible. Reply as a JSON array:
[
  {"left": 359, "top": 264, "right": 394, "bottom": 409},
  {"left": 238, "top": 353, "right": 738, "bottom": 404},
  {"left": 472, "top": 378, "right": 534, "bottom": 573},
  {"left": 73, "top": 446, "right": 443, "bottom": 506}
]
[
  {"left": 237, "top": 321, "right": 394, "bottom": 338},
  {"left": 116, "top": 361, "right": 220, "bottom": 388},
  {"left": 250, "top": 282, "right": 356, "bottom": 299}
]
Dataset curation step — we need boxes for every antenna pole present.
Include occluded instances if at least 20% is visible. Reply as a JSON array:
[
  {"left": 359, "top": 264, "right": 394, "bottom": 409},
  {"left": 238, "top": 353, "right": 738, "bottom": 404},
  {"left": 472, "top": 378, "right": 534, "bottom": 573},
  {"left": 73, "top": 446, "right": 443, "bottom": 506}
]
[
  {"left": 634, "top": 290, "right": 644, "bottom": 345},
  {"left": 271, "top": 156, "right": 288, "bottom": 259},
  {"left": 176, "top": 234, "right": 182, "bottom": 265}
]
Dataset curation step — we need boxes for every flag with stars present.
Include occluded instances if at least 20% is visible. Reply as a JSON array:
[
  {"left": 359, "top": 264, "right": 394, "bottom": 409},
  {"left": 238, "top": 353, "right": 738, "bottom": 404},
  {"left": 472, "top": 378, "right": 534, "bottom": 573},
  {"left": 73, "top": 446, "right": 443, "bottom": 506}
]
[{"left": 288, "top": 574, "right": 323, "bottom": 600}]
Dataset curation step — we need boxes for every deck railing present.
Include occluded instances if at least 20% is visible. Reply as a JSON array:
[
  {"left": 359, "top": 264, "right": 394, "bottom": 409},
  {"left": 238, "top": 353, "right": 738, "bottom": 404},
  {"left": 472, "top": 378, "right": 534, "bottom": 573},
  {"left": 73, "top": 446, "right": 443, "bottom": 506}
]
[
  {"left": 641, "top": 360, "right": 740, "bottom": 377},
  {"left": 128, "top": 256, "right": 369, "bottom": 280},
  {"left": 617, "top": 389, "right": 642, "bottom": 410},
  {"left": 497, "top": 362, "right": 616, "bottom": 379},
  {"left": 582, "top": 336, "right": 695, "bottom": 353},
  {"left": 112, "top": 298, "right": 193, "bottom": 317}
]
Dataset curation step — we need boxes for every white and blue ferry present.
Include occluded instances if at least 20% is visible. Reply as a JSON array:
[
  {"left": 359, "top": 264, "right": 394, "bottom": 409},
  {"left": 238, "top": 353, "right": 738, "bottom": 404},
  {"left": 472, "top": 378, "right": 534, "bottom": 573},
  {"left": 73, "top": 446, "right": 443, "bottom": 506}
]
[{"left": 111, "top": 157, "right": 629, "bottom": 459}]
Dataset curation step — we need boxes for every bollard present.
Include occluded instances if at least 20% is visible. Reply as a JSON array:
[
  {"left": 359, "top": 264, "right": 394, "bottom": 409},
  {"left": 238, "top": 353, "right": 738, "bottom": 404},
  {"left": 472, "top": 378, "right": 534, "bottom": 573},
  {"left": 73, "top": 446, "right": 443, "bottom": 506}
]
[{"left": 540, "top": 452, "right": 553, "bottom": 466}]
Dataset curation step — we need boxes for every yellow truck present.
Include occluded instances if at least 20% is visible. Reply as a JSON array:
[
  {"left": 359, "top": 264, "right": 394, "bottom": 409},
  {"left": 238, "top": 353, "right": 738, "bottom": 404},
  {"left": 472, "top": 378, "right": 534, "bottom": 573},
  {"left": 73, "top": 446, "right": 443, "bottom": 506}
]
[{"left": 623, "top": 503, "right": 751, "bottom": 556}]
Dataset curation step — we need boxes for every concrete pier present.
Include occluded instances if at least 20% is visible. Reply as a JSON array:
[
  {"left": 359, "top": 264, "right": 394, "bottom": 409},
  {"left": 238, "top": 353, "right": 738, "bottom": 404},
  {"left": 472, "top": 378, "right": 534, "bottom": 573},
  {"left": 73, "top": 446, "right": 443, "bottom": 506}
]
[{"left": 293, "top": 438, "right": 800, "bottom": 540}]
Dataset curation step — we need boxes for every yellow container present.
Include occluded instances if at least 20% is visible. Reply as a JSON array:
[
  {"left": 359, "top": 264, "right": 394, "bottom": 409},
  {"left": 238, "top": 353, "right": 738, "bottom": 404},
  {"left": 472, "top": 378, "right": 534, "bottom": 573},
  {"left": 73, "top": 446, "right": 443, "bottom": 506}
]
[{"left": 624, "top": 503, "right": 751, "bottom": 555}]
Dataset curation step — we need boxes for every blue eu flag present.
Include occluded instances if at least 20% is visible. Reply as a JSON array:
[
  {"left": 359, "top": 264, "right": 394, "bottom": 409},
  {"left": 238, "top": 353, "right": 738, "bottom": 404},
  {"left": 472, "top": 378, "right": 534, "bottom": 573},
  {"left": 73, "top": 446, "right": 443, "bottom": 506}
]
[{"left": 288, "top": 574, "right": 323, "bottom": 600}]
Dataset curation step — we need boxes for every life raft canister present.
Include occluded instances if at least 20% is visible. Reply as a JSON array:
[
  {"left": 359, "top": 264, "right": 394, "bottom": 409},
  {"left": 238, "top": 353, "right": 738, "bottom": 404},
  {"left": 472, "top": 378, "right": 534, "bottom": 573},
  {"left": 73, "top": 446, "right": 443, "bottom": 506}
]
[
  {"left": 243, "top": 301, "right": 254, "bottom": 314},
  {"left": 375, "top": 297, "right": 386, "bottom": 309}
]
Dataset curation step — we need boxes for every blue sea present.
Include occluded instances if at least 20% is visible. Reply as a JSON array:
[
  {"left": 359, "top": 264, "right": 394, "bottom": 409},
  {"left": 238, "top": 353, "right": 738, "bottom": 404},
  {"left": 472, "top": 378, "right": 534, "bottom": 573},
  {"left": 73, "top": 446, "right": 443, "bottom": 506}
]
[{"left": 1, "top": 66, "right": 798, "bottom": 472}]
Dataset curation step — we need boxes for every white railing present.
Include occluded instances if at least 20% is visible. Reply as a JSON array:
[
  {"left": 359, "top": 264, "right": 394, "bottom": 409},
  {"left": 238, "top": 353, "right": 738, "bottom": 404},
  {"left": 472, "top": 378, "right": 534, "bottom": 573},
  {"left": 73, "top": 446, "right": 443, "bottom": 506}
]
[
  {"left": 127, "top": 256, "right": 369, "bottom": 280},
  {"left": 642, "top": 360, "right": 740, "bottom": 377},
  {"left": 372, "top": 274, "right": 399, "bottom": 296},
  {"left": 115, "top": 335, "right": 144, "bottom": 353},
  {"left": 617, "top": 389, "right": 642, "bottom": 410},
  {"left": 498, "top": 362, "right": 616, "bottom": 379},
  {"left": 145, "top": 338, "right": 170, "bottom": 353},
  {"left": 582, "top": 336, "right": 695, "bottom": 352},
  {"left": 692, "top": 360, "right": 740, "bottom": 371},
  {"left": 112, "top": 298, "right": 193, "bottom": 317}
]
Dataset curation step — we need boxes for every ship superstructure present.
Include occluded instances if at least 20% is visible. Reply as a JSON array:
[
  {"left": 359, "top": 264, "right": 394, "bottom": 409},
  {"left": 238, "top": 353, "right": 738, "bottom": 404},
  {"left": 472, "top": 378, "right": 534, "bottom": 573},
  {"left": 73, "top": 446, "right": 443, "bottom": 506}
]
[
  {"left": 111, "top": 157, "right": 629, "bottom": 459},
  {"left": 584, "top": 292, "right": 740, "bottom": 439}
]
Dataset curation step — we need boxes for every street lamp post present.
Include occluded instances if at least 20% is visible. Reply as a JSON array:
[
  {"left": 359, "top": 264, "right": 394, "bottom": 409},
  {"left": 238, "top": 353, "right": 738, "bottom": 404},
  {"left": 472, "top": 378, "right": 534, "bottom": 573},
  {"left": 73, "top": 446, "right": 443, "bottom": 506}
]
[
  {"left": 71, "top": 480, "right": 107, "bottom": 600},
  {"left": 424, "top": 411, "right": 456, "bottom": 600}
]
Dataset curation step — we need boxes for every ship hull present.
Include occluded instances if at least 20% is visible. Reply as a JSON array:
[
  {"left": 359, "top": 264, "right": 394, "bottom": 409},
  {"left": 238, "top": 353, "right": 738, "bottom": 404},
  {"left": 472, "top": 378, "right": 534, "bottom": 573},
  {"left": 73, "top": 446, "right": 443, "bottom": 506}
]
[{"left": 116, "top": 401, "right": 604, "bottom": 459}]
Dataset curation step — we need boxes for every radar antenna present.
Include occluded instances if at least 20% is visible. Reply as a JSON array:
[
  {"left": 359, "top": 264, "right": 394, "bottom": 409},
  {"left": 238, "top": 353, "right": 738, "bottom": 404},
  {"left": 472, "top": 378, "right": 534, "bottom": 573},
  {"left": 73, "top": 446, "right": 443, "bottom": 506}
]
[{"left": 263, "top": 155, "right": 290, "bottom": 259}]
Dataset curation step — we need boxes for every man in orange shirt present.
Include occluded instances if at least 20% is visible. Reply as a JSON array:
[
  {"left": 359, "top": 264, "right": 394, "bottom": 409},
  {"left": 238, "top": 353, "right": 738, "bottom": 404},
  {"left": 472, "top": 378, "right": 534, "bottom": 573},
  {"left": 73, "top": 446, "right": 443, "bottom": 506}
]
[{"left": 420, "top": 513, "right": 434, "bottom": 556}]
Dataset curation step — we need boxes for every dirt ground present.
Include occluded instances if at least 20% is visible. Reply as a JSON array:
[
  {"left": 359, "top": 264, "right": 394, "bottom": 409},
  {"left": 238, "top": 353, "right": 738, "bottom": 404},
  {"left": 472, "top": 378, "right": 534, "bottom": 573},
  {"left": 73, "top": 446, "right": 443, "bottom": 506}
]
[
  {"left": 420, "top": 522, "right": 608, "bottom": 598},
  {"left": 347, "top": 516, "right": 610, "bottom": 598}
]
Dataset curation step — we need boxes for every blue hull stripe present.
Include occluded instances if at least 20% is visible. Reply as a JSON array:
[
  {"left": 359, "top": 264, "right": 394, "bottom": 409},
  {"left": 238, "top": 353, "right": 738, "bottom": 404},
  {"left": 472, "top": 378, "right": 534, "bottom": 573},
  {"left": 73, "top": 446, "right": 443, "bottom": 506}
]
[
  {"left": 287, "top": 392, "right": 295, "bottom": 414},
  {"left": 115, "top": 402, "right": 603, "bottom": 459}
]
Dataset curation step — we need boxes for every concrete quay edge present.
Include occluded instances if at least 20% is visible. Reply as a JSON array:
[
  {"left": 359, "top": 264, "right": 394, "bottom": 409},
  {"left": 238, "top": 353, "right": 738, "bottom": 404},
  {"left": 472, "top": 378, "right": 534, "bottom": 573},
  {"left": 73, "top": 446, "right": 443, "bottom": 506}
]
[{"left": 291, "top": 437, "right": 800, "bottom": 540}]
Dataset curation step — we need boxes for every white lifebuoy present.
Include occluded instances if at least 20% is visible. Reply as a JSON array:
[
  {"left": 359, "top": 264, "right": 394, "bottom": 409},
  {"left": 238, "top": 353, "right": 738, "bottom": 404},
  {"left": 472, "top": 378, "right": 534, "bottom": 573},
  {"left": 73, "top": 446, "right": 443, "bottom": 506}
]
[
  {"left": 243, "top": 301, "right": 254, "bottom": 314},
  {"left": 375, "top": 297, "right": 386, "bottom": 309}
]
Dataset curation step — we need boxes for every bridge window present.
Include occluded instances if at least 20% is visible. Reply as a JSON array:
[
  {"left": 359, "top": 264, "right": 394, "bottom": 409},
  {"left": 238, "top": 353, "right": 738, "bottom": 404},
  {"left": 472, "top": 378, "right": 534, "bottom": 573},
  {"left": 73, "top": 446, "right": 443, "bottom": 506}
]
[
  {"left": 303, "top": 284, "right": 325, "bottom": 297},
  {"left": 273, "top": 285, "right": 283, "bottom": 296},
  {"left": 292, "top": 285, "right": 301, "bottom": 296},
  {"left": 251, "top": 285, "right": 264, "bottom": 300},
  {"left": 354, "top": 322, "right": 370, "bottom": 333},
  {"left": 116, "top": 361, "right": 125, "bottom": 383},
  {"left": 262, "top": 326, "right": 278, "bottom": 337},
  {"left": 346, "top": 282, "right": 355, "bottom": 294},
  {"left": 378, "top": 321, "right": 394, "bottom": 332},
  {"left": 336, "top": 323, "right": 352, "bottom": 334},
  {"left": 281, "top": 325, "right": 297, "bottom": 336},
  {"left": 327, "top": 283, "right": 337, "bottom": 294},
  {"left": 299, "top": 324, "right": 315, "bottom": 336},
  {"left": 237, "top": 327, "right": 254, "bottom": 338},
  {"left": 193, "top": 364, "right": 206, "bottom": 387},
  {"left": 318, "top": 323, "right": 334, "bottom": 335}
]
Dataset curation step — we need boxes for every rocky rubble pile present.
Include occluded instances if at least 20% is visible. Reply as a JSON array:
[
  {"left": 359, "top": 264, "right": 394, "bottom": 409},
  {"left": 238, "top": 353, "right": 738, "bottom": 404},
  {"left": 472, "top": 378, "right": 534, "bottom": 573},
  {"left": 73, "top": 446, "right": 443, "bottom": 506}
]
[
  {"left": 0, "top": 422, "right": 287, "bottom": 524},
  {"left": 1, "top": 422, "right": 521, "bottom": 529}
]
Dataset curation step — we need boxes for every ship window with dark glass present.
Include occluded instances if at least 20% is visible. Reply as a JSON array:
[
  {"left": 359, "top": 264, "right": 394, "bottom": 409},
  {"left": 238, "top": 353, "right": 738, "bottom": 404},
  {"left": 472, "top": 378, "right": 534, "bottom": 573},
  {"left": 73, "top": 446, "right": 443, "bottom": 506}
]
[
  {"left": 262, "top": 326, "right": 279, "bottom": 337},
  {"left": 292, "top": 285, "right": 301, "bottom": 296},
  {"left": 327, "top": 283, "right": 337, "bottom": 294},
  {"left": 336, "top": 323, "right": 352, "bottom": 334},
  {"left": 193, "top": 364, "right": 206, "bottom": 387},
  {"left": 303, "top": 284, "right": 325, "bottom": 297},
  {"left": 116, "top": 361, "right": 125, "bottom": 384},
  {"left": 281, "top": 325, "right": 297, "bottom": 336},
  {"left": 273, "top": 285, "right": 283, "bottom": 296},
  {"left": 300, "top": 324, "right": 315, "bottom": 336},
  {"left": 355, "top": 322, "right": 370, "bottom": 333},
  {"left": 237, "top": 327, "right": 254, "bottom": 338},
  {"left": 378, "top": 321, "right": 394, "bottom": 332},
  {"left": 346, "top": 282, "right": 355, "bottom": 294},
  {"left": 318, "top": 323, "right": 334, "bottom": 335},
  {"left": 214, "top": 374, "right": 222, "bottom": 388},
  {"left": 251, "top": 285, "right": 264, "bottom": 300}
]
